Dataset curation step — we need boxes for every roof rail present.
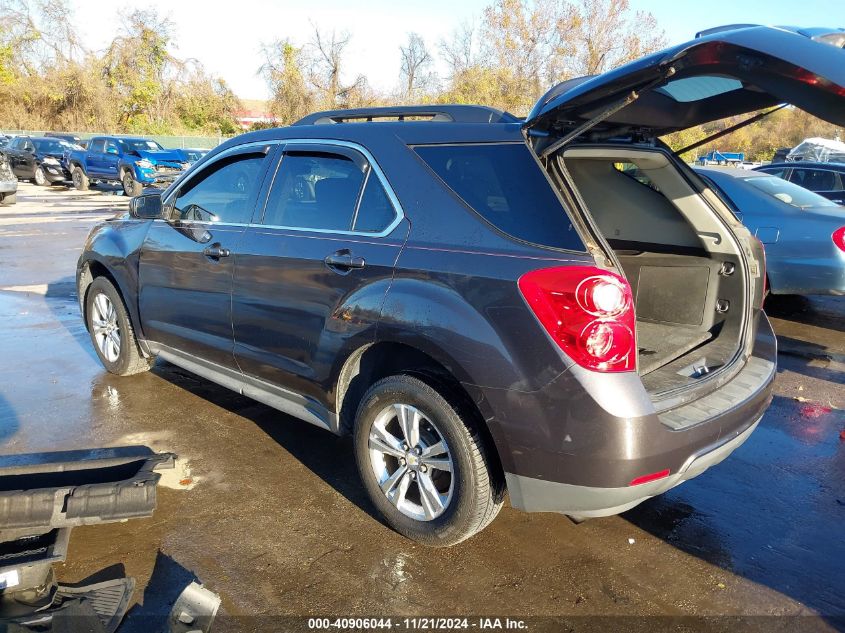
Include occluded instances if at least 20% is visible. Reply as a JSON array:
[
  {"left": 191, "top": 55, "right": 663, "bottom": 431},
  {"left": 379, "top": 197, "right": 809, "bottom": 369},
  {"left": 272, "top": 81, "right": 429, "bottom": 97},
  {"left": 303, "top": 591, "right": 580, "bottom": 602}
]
[{"left": 293, "top": 105, "right": 520, "bottom": 126}]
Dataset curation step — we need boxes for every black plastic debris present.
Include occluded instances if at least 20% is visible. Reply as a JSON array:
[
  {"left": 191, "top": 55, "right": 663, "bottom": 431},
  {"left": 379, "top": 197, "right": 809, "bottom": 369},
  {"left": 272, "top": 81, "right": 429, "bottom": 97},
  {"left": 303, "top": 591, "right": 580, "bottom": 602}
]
[{"left": 0, "top": 446, "right": 174, "bottom": 633}]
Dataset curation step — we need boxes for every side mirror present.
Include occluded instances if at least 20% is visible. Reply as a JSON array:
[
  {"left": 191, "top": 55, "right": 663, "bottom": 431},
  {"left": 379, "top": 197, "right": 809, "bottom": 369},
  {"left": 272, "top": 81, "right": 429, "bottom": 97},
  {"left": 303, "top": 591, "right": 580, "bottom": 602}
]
[
  {"left": 107, "top": 147, "right": 118, "bottom": 155},
  {"left": 130, "top": 193, "right": 163, "bottom": 219}
]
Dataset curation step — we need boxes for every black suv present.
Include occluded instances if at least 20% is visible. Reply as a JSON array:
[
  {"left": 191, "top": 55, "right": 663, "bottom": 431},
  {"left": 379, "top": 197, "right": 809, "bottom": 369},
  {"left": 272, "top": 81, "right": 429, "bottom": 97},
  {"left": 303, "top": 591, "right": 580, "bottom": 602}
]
[
  {"left": 4, "top": 136, "right": 72, "bottom": 186},
  {"left": 78, "top": 26, "right": 844, "bottom": 546}
]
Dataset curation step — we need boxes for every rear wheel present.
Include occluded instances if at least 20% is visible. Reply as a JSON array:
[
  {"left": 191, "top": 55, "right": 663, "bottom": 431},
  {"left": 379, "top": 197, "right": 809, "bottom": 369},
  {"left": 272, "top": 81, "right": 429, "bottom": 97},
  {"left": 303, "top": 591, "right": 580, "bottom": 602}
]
[
  {"left": 33, "top": 166, "right": 47, "bottom": 186},
  {"left": 353, "top": 375, "right": 503, "bottom": 547},
  {"left": 122, "top": 171, "right": 143, "bottom": 197},
  {"left": 85, "top": 277, "right": 154, "bottom": 376},
  {"left": 72, "top": 166, "right": 89, "bottom": 191}
]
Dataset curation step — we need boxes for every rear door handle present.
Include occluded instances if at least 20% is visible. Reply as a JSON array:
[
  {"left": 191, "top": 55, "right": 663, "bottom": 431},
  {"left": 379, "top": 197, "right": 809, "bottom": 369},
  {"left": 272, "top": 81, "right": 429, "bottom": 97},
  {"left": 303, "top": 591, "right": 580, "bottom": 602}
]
[
  {"left": 324, "top": 251, "right": 365, "bottom": 272},
  {"left": 203, "top": 244, "right": 230, "bottom": 260}
]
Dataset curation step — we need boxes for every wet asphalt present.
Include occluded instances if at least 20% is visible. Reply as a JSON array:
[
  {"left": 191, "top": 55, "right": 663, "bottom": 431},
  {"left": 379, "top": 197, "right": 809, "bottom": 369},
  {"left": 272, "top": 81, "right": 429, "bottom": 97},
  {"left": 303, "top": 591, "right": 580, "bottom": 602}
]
[{"left": 0, "top": 182, "right": 843, "bottom": 632}]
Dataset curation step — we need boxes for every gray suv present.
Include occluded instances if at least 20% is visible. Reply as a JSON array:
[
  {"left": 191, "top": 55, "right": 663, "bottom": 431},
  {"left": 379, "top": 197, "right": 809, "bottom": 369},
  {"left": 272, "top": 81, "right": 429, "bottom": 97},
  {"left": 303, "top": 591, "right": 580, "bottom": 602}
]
[{"left": 77, "top": 25, "right": 845, "bottom": 546}]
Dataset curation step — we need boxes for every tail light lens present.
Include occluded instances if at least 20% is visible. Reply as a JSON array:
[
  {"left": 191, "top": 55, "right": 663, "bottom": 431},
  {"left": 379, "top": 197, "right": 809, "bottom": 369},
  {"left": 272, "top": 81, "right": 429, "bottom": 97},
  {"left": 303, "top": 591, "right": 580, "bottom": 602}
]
[
  {"left": 518, "top": 266, "right": 636, "bottom": 372},
  {"left": 834, "top": 227, "right": 845, "bottom": 253}
]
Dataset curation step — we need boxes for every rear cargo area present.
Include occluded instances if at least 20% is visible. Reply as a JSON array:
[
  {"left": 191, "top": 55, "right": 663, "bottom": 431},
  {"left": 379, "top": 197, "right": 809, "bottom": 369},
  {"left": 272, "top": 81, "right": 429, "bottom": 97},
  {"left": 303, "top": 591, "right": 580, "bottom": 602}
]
[{"left": 560, "top": 147, "right": 748, "bottom": 396}]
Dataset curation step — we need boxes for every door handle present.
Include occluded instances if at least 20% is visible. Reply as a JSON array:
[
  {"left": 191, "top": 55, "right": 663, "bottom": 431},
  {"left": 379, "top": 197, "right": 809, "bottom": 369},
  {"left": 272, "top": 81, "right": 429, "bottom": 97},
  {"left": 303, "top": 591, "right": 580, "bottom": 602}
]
[
  {"left": 203, "top": 244, "right": 230, "bottom": 260},
  {"left": 324, "top": 251, "right": 366, "bottom": 272}
]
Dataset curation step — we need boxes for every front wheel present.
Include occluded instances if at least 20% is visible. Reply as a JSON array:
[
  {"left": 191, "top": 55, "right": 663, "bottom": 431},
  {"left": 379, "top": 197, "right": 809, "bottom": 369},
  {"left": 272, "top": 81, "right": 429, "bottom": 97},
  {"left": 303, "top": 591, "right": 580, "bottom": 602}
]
[
  {"left": 122, "top": 171, "right": 143, "bottom": 197},
  {"left": 33, "top": 166, "right": 47, "bottom": 186},
  {"left": 72, "top": 166, "right": 89, "bottom": 191},
  {"left": 353, "top": 375, "right": 503, "bottom": 547},
  {"left": 85, "top": 277, "right": 154, "bottom": 376}
]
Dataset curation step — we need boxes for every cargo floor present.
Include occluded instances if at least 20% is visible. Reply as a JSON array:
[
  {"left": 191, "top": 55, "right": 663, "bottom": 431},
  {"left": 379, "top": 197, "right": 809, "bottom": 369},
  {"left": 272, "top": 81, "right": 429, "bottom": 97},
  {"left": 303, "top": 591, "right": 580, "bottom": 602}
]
[{"left": 637, "top": 321, "right": 712, "bottom": 375}]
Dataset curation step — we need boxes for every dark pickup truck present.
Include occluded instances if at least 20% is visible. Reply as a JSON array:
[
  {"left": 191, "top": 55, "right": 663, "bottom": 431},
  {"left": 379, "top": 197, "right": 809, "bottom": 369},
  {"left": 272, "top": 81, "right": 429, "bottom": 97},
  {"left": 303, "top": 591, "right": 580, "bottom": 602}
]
[{"left": 66, "top": 136, "right": 188, "bottom": 196}]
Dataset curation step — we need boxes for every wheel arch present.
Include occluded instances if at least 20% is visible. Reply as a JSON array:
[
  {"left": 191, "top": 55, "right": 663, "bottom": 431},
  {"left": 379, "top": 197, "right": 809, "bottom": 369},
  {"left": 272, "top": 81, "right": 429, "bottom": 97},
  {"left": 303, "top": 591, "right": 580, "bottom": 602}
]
[
  {"left": 77, "top": 253, "right": 151, "bottom": 356},
  {"left": 334, "top": 340, "right": 505, "bottom": 484}
]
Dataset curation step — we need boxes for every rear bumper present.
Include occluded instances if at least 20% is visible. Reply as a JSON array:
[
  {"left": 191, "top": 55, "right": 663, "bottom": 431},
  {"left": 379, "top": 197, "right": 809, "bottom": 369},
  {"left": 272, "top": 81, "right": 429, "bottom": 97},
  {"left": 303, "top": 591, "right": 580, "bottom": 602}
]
[
  {"left": 506, "top": 416, "right": 759, "bottom": 516},
  {"left": 768, "top": 256, "right": 845, "bottom": 296},
  {"left": 491, "top": 314, "right": 776, "bottom": 514}
]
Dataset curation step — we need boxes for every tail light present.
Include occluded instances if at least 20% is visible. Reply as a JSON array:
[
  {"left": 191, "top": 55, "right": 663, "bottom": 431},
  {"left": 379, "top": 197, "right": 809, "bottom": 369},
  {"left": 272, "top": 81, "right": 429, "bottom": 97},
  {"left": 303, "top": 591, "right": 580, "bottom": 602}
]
[
  {"left": 834, "top": 227, "right": 845, "bottom": 253},
  {"left": 518, "top": 266, "right": 636, "bottom": 372}
]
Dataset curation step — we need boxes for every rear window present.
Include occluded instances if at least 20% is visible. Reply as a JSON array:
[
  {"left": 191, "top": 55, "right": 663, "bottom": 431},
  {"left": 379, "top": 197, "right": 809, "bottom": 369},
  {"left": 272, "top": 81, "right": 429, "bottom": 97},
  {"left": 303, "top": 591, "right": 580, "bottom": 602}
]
[{"left": 414, "top": 143, "right": 583, "bottom": 251}]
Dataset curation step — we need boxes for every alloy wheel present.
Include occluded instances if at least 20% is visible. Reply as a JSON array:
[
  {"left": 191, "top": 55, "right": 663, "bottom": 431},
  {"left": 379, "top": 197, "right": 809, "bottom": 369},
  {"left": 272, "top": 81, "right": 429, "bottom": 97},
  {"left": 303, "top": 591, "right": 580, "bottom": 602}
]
[
  {"left": 34, "top": 167, "right": 46, "bottom": 186},
  {"left": 91, "top": 292, "right": 121, "bottom": 363},
  {"left": 368, "top": 403, "right": 454, "bottom": 521}
]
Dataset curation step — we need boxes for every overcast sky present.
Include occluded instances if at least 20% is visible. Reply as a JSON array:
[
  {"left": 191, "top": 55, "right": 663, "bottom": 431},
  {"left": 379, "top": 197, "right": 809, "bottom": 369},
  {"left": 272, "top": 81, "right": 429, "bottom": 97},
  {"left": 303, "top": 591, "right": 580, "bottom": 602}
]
[{"left": 71, "top": 0, "right": 844, "bottom": 101}]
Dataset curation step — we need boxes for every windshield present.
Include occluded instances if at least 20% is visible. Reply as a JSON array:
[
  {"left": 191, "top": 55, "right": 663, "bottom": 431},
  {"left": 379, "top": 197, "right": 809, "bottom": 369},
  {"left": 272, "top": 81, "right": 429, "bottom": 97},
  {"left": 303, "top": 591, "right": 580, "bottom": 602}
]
[
  {"left": 742, "top": 175, "right": 838, "bottom": 209},
  {"left": 33, "top": 139, "right": 69, "bottom": 154},
  {"left": 118, "top": 139, "right": 165, "bottom": 152}
]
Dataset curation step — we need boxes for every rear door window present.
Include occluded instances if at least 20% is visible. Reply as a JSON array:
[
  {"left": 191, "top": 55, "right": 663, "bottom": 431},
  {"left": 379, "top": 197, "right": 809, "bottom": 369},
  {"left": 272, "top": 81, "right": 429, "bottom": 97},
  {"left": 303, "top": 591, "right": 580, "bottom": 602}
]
[
  {"left": 414, "top": 143, "right": 583, "bottom": 251},
  {"left": 263, "top": 152, "right": 363, "bottom": 231}
]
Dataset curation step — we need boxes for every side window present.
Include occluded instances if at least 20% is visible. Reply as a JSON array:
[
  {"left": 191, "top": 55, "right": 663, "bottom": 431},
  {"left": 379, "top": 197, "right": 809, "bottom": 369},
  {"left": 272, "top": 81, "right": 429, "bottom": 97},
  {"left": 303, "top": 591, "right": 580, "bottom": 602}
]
[
  {"left": 262, "top": 152, "right": 365, "bottom": 231},
  {"left": 803, "top": 169, "right": 836, "bottom": 191},
  {"left": 105, "top": 140, "right": 119, "bottom": 154},
  {"left": 89, "top": 139, "right": 106, "bottom": 153},
  {"left": 759, "top": 167, "right": 785, "bottom": 179},
  {"left": 173, "top": 152, "right": 267, "bottom": 224},
  {"left": 353, "top": 173, "right": 396, "bottom": 232}
]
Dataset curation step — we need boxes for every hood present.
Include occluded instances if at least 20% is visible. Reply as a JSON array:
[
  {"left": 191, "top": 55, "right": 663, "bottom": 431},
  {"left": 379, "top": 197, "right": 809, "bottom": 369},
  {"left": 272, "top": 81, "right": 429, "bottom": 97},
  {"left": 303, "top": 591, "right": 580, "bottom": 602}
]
[
  {"left": 524, "top": 25, "right": 845, "bottom": 148},
  {"left": 135, "top": 149, "right": 187, "bottom": 165}
]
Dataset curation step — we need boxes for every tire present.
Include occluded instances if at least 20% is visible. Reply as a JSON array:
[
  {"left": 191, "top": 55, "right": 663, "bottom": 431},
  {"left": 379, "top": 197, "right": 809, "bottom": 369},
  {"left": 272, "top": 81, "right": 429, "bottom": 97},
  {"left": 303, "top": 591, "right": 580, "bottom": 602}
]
[
  {"left": 33, "top": 166, "right": 47, "bottom": 186},
  {"left": 72, "top": 166, "right": 89, "bottom": 191},
  {"left": 122, "top": 171, "right": 143, "bottom": 197},
  {"left": 85, "top": 276, "right": 154, "bottom": 376},
  {"left": 353, "top": 374, "right": 504, "bottom": 547},
  {"left": 0, "top": 192, "right": 15, "bottom": 206}
]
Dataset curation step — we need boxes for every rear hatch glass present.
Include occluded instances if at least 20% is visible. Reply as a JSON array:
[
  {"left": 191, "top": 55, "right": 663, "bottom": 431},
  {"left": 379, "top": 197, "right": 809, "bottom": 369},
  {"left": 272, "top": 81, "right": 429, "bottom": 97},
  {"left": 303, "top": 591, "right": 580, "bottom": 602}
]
[{"left": 414, "top": 143, "right": 584, "bottom": 251}]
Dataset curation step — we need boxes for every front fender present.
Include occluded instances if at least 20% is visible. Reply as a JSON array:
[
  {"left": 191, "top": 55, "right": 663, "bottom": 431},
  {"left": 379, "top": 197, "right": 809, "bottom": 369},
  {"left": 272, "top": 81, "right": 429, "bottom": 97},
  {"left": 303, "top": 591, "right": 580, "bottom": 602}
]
[{"left": 77, "top": 218, "right": 153, "bottom": 344}]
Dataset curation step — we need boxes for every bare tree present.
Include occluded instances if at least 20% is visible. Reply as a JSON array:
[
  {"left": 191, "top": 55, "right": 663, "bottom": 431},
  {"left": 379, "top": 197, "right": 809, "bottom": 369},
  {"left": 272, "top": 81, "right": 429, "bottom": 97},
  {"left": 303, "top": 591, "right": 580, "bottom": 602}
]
[
  {"left": 399, "top": 32, "right": 433, "bottom": 101},
  {"left": 307, "top": 23, "right": 363, "bottom": 107},
  {"left": 439, "top": 21, "right": 477, "bottom": 77},
  {"left": 570, "top": 0, "right": 667, "bottom": 75}
]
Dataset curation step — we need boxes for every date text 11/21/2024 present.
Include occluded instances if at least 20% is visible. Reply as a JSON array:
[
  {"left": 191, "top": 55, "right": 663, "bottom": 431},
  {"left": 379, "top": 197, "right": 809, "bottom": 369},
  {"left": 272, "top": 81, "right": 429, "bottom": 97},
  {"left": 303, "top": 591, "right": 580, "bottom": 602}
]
[{"left": 307, "top": 618, "right": 528, "bottom": 630}]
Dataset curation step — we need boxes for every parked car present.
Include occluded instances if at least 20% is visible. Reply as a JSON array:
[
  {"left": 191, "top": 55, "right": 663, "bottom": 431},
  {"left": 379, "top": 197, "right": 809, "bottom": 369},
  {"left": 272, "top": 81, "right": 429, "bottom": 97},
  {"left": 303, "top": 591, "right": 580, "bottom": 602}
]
[
  {"left": 3, "top": 136, "right": 72, "bottom": 185},
  {"left": 754, "top": 161, "right": 845, "bottom": 204},
  {"left": 180, "top": 148, "right": 210, "bottom": 164},
  {"left": 67, "top": 136, "right": 189, "bottom": 196},
  {"left": 45, "top": 132, "right": 84, "bottom": 146},
  {"left": 77, "top": 24, "right": 845, "bottom": 545},
  {"left": 696, "top": 167, "right": 845, "bottom": 295},
  {"left": 0, "top": 149, "right": 17, "bottom": 205}
]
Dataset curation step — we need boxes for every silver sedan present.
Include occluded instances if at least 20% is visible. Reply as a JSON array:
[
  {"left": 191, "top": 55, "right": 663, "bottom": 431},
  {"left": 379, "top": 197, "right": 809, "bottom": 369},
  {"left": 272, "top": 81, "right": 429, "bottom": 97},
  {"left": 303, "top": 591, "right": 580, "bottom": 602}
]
[{"left": 696, "top": 167, "right": 845, "bottom": 296}]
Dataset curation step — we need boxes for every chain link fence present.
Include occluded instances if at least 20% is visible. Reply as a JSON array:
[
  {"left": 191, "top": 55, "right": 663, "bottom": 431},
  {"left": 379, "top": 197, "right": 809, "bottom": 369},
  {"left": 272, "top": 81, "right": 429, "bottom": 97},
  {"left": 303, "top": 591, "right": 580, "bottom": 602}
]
[{"left": 0, "top": 130, "right": 233, "bottom": 149}]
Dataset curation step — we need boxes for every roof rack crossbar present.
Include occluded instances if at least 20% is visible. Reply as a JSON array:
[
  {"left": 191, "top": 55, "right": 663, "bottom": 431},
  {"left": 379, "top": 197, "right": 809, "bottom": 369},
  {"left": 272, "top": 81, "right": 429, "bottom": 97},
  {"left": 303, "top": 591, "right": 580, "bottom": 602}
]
[{"left": 293, "top": 105, "right": 520, "bottom": 126}]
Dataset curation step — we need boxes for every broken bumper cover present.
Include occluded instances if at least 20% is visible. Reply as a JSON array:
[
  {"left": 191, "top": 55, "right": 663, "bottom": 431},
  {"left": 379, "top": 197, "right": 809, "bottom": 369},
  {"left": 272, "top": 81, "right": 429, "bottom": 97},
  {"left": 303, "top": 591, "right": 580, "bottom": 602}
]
[
  {"left": 0, "top": 446, "right": 175, "bottom": 531},
  {"left": 506, "top": 417, "right": 760, "bottom": 517}
]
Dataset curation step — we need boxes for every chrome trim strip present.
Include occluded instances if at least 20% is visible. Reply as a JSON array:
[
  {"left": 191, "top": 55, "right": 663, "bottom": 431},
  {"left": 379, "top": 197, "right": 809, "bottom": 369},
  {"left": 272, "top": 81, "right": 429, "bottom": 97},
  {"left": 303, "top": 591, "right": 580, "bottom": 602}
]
[
  {"left": 163, "top": 138, "right": 405, "bottom": 238},
  {"left": 256, "top": 138, "right": 405, "bottom": 238}
]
